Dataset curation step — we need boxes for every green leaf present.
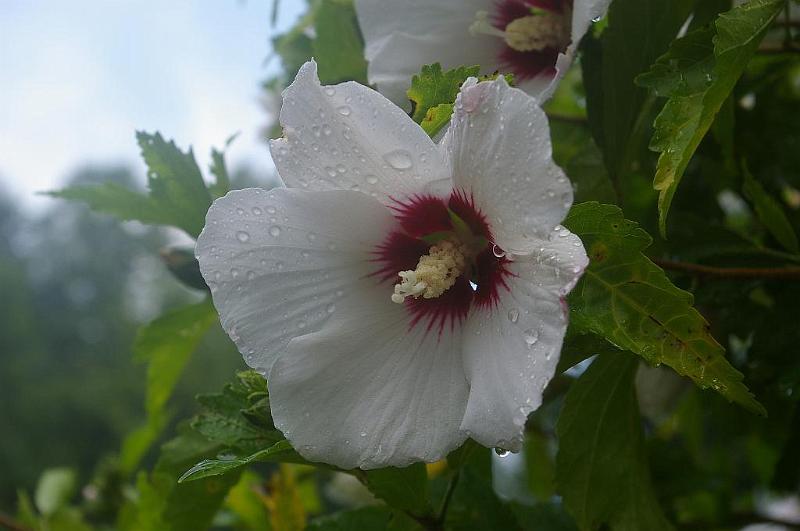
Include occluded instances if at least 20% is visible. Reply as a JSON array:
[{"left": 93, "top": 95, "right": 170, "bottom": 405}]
[
  {"left": 564, "top": 202, "right": 765, "bottom": 415},
  {"left": 120, "top": 300, "right": 218, "bottom": 473},
  {"left": 308, "top": 507, "right": 395, "bottom": 531},
  {"left": 34, "top": 468, "right": 77, "bottom": 516},
  {"left": 208, "top": 134, "right": 237, "bottom": 199},
  {"left": 313, "top": 0, "right": 368, "bottom": 84},
  {"left": 445, "top": 447, "right": 521, "bottom": 530},
  {"left": 742, "top": 163, "right": 799, "bottom": 252},
  {"left": 524, "top": 432, "right": 556, "bottom": 501},
  {"left": 122, "top": 427, "right": 241, "bottom": 531},
  {"left": 179, "top": 440, "right": 307, "bottom": 483},
  {"left": 407, "top": 63, "right": 480, "bottom": 131},
  {"left": 582, "top": 0, "right": 694, "bottom": 181},
  {"left": 556, "top": 353, "right": 673, "bottom": 531},
  {"left": 191, "top": 370, "right": 283, "bottom": 453},
  {"left": 363, "top": 464, "right": 432, "bottom": 517},
  {"left": 550, "top": 121, "right": 617, "bottom": 204},
  {"left": 640, "top": 0, "right": 785, "bottom": 235},
  {"left": 159, "top": 247, "right": 207, "bottom": 291},
  {"left": 46, "top": 132, "right": 213, "bottom": 237}
]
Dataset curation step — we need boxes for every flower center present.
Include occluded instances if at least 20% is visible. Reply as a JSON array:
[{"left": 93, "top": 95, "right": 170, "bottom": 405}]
[
  {"left": 373, "top": 191, "right": 513, "bottom": 333},
  {"left": 391, "top": 239, "right": 468, "bottom": 304},
  {"left": 470, "top": 8, "right": 570, "bottom": 53}
]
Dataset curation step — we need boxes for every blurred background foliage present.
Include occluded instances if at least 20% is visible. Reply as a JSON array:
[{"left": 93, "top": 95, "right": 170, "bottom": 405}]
[{"left": 1, "top": 0, "right": 800, "bottom": 530}]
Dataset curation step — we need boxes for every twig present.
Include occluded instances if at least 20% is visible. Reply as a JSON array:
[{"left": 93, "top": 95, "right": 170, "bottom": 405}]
[
  {"left": 653, "top": 258, "right": 800, "bottom": 279},
  {"left": 0, "top": 513, "right": 30, "bottom": 531},
  {"left": 436, "top": 470, "right": 461, "bottom": 526}
]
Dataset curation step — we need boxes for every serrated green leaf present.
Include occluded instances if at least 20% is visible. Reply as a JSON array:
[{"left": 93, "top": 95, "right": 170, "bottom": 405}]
[
  {"left": 179, "top": 440, "right": 307, "bottom": 483},
  {"left": 564, "top": 202, "right": 765, "bottom": 415},
  {"left": 313, "top": 0, "right": 368, "bottom": 84},
  {"left": 407, "top": 63, "right": 480, "bottom": 127},
  {"left": 47, "top": 132, "right": 213, "bottom": 237},
  {"left": 120, "top": 300, "right": 218, "bottom": 473},
  {"left": 421, "top": 103, "right": 455, "bottom": 137},
  {"left": 742, "top": 163, "right": 799, "bottom": 252},
  {"left": 363, "top": 464, "right": 432, "bottom": 517},
  {"left": 192, "top": 370, "right": 283, "bottom": 454},
  {"left": 640, "top": 0, "right": 784, "bottom": 235},
  {"left": 557, "top": 354, "right": 674, "bottom": 531}
]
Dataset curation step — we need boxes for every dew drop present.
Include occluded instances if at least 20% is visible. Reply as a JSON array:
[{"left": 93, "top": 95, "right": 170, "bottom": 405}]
[
  {"left": 230, "top": 268, "right": 240, "bottom": 279},
  {"left": 251, "top": 206, "right": 263, "bottom": 215},
  {"left": 492, "top": 244, "right": 506, "bottom": 258},
  {"left": 360, "top": 432, "right": 367, "bottom": 437},
  {"left": 324, "top": 166, "right": 337, "bottom": 177},
  {"left": 236, "top": 231, "right": 250, "bottom": 243},
  {"left": 266, "top": 206, "right": 277, "bottom": 214},
  {"left": 523, "top": 328, "right": 539, "bottom": 346},
  {"left": 246, "top": 270, "right": 256, "bottom": 280},
  {"left": 268, "top": 225, "right": 281, "bottom": 237},
  {"left": 324, "top": 86, "right": 336, "bottom": 96},
  {"left": 307, "top": 232, "right": 317, "bottom": 242},
  {"left": 326, "top": 303, "right": 336, "bottom": 314},
  {"left": 365, "top": 174, "right": 379, "bottom": 185},
  {"left": 335, "top": 164, "right": 347, "bottom": 174},
  {"left": 507, "top": 308, "right": 519, "bottom": 323},
  {"left": 494, "top": 448, "right": 510, "bottom": 457},
  {"left": 383, "top": 149, "right": 413, "bottom": 170},
  {"left": 337, "top": 105, "right": 351, "bottom": 116},
  {"left": 322, "top": 124, "right": 332, "bottom": 136}
]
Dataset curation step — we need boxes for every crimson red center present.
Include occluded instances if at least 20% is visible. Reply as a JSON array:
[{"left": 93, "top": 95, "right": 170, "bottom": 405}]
[
  {"left": 492, "top": 0, "right": 573, "bottom": 82},
  {"left": 372, "top": 190, "right": 512, "bottom": 333}
]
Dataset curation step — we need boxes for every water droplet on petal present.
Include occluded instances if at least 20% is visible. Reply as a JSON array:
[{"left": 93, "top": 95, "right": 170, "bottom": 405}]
[
  {"left": 236, "top": 231, "right": 250, "bottom": 243},
  {"left": 492, "top": 244, "right": 506, "bottom": 258},
  {"left": 383, "top": 149, "right": 413, "bottom": 170},
  {"left": 507, "top": 308, "right": 519, "bottom": 323},
  {"left": 251, "top": 207, "right": 263, "bottom": 215},
  {"left": 337, "top": 105, "right": 351, "bottom": 116},
  {"left": 324, "top": 86, "right": 336, "bottom": 96},
  {"left": 494, "top": 448, "right": 510, "bottom": 457},
  {"left": 269, "top": 225, "right": 281, "bottom": 237},
  {"left": 307, "top": 232, "right": 317, "bottom": 242},
  {"left": 523, "top": 328, "right": 539, "bottom": 346},
  {"left": 365, "top": 175, "right": 379, "bottom": 185}
]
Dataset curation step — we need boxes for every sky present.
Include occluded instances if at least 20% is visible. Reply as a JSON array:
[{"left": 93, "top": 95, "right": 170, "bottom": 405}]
[{"left": 0, "top": 0, "right": 306, "bottom": 212}]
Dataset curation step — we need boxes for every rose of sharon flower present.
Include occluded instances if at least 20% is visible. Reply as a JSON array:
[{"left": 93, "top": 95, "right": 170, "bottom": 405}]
[
  {"left": 355, "top": 0, "right": 611, "bottom": 104},
  {"left": 195, "top": 61, "right": 588, "bottom": 469}
]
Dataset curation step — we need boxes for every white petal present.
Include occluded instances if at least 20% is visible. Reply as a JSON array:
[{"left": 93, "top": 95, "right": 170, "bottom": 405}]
[
  {"left": 270, "top": 285, "right": 469, "bottom": 470},
  {"left": 269, "top": 61, "right": 448, "bottom": 204},
  {"left": 459, "top": 227, "right": 588, "bottom": 450},
  {"left": 442, "top": 77, "right": 573, "bottom": 254},
  {"left": 355, "top": 0, "right": 502, "bottom": 107},
  {"left": 538, "top": 0, "right": 612, "bottom": 101},
  {"left": 195, "top": 187, "right": 395, "bottom": 376}
]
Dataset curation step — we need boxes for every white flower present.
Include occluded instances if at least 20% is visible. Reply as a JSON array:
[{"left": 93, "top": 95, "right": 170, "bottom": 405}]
[
  {"left": 195, "top": 61, "right": 588, "bottom": 470},
  {"left": 355, "top": 0, "right": 611, "bottom": 104}
]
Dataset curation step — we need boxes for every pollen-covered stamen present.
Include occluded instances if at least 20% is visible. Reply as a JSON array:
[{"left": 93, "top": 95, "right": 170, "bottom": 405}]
[
  {"left": 470, "top": 8, "right": 570, "bottom": 53},
  {"left": 505, "top": 12, "right": 569, "bottom": 52},
  {"left": 391, "top": 239, "right": 468, "bottom": 304}
]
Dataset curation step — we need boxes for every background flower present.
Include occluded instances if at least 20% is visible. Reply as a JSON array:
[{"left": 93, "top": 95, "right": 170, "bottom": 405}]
[{"left": 355, "top": 0, "right": 612, "bottom": 105}]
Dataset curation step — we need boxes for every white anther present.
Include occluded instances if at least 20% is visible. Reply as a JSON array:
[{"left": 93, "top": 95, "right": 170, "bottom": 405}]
[{"left": 391, "top": 240, "right": 468, "bottom": 304}]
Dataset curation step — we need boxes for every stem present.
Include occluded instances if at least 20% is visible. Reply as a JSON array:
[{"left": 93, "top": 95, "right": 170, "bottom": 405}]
[
  {"left": 545, "top": 112, "right": 588, "bottom": 125},
  {"left": 0, "top": 513, "right": 30, "bottom": 531},
  {"left": 437, "top": 471, "right": 461, "bottom": 526},
  {"left": 653, "top": 258, "right": 800, "bottom": 279}
]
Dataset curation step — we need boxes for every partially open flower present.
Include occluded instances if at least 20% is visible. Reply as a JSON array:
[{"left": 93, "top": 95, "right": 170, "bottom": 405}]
[
  {"left": 195, "top": 61, "right": 588, "bottom": 469},
  {"left": 355, "top": 0, "right": 611, "bottom": 104}
]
